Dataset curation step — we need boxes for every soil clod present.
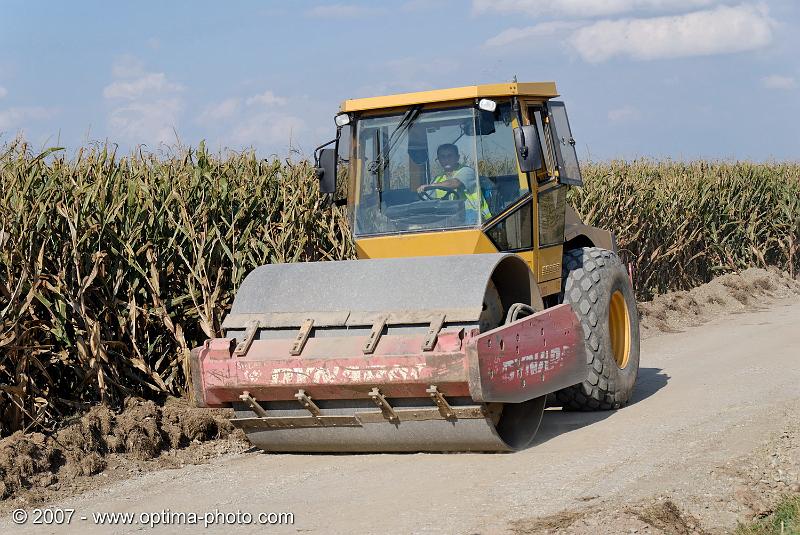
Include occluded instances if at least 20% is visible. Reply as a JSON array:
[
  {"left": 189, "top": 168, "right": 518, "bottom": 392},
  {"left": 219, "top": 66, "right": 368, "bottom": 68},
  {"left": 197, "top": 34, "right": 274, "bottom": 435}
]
[{"left": 0, "top": 397, "right": 243, "bottom": 503}]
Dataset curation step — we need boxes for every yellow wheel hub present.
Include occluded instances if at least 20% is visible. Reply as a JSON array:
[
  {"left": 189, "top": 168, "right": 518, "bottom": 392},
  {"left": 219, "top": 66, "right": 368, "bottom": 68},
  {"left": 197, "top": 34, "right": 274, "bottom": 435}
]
[{"left": 609, "top": 290, "right": 631, "bottom": 369}]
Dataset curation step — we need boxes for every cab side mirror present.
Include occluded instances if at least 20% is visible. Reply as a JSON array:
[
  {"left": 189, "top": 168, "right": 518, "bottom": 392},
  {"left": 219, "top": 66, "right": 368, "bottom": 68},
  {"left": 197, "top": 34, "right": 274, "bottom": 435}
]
[
  {"left": 513, "top": 125, "right": 543, "bottom": 173},
  {"left": 315, "top": 148, "right": 337, "bottom": 194}
]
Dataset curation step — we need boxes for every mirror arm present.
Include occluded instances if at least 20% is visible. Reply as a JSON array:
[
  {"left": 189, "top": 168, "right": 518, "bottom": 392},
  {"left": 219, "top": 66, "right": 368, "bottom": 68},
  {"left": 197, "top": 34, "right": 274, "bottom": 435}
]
[
  {"left": 313, "top": 132, "right": 339, "bottom": 166},
  {"left": 314, "top": 120, "right": 351, "bottom": 208}
]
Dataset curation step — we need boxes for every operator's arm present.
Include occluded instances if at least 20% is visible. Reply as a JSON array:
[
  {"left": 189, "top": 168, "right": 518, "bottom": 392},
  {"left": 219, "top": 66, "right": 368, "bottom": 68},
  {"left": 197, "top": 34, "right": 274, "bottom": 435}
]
[
  {"left": 418, "top": 167, "right": 475, "bottom": 193},
  {"left": 417, "top": 177, "right": 463, "bottom": 192}
]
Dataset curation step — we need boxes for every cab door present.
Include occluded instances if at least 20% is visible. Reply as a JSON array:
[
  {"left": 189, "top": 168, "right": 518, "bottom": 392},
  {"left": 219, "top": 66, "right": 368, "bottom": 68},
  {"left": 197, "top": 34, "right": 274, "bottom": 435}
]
[{"left": 522, "top": 101, "right": 583, "bottom": 297}]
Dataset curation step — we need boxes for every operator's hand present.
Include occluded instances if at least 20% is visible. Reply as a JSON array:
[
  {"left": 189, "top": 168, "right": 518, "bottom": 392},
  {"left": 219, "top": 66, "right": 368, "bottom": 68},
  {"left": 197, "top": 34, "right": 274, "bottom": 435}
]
[{"left": 416, "top": 184, "right": 429, "bottom": 194}]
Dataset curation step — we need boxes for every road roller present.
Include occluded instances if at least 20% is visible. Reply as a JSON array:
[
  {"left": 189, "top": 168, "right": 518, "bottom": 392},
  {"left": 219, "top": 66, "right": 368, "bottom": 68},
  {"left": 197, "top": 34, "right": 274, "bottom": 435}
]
[{"left": 190, "top": 82, "right": 641, "bottom": 452}]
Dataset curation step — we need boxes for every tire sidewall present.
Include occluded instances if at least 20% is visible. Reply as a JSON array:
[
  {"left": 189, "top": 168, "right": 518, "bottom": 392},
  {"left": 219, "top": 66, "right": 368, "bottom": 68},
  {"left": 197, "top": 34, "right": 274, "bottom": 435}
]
[
  {"left": 559, "top": 247, "right": 641, "bottom": 409},
  {"left": 600, "top": 256, "right": 639, "bottom": 398}
]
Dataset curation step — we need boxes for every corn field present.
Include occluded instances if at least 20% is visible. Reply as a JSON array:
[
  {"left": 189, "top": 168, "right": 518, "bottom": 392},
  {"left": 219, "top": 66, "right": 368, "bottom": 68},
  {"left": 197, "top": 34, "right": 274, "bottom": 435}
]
[
  {"left": 0, "top": 142, "right": 352, "bottom": 437},
  {"left": 1, "top": 143, "right": 798, "bottom": 437},
  {"left": 574, "top": 160, "right": 799, "bottom": 298}
]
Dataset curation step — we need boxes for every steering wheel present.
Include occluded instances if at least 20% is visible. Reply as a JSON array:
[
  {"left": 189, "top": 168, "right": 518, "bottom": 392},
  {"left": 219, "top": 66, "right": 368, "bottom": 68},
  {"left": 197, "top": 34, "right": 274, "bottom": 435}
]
[{"left": 417, "top": 185, "right": 461, "bottom": 201}]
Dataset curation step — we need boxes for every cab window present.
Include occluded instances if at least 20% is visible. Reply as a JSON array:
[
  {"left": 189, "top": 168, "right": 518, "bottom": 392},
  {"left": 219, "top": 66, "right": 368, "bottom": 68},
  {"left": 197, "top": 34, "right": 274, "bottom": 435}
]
[{"left": 476, "top": 103, "right": 530, "bottom": 220}]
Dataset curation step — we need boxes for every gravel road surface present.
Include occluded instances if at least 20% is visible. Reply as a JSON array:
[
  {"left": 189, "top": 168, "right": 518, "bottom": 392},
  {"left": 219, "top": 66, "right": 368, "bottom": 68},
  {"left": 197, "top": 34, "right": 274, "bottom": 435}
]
[{"left": 4, "top": 297, "right": 799, "bottom": 534}]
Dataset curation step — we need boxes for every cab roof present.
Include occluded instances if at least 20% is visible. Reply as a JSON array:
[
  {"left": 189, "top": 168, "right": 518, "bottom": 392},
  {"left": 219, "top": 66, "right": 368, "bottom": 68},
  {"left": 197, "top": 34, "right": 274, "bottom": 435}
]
[{"left": 340, "top": 82, "right": 559, "bottom": 113}]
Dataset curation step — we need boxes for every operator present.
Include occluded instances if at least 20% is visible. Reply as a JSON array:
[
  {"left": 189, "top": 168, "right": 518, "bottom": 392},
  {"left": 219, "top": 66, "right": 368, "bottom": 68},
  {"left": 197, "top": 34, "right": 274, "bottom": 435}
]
[{"left": 416, "top": 143, "right": 491, "bottom": 220}]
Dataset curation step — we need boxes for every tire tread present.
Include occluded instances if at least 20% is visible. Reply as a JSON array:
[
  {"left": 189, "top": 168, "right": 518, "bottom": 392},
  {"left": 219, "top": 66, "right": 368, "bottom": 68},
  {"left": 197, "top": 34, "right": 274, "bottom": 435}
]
[{"left": 555, "top": 247, "right": 639, "bottom": 411}]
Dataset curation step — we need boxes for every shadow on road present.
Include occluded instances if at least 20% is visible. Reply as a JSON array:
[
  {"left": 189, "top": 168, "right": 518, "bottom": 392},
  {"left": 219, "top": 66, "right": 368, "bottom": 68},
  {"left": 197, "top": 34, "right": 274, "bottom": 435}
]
[
  {"left": 630, "top": 367, "right": 670, "bottom": 404},
  {"left": 532, "top": 367, "right": 669, "bottom": 447}
]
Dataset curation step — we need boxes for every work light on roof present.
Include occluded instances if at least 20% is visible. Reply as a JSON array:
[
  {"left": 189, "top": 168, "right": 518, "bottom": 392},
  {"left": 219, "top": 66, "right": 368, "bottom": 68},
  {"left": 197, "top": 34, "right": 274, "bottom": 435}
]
[
  {"left": 477, "top": 99, "right": 497, "bottom": 112},
  {"left": 335, "top": 113, "right": 351, "bottom": 127}
]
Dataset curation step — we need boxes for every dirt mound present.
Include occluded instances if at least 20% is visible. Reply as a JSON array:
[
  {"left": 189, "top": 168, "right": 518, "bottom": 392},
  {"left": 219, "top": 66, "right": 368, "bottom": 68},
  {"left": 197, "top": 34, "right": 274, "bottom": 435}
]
[
  {"left": 632, "top": 500, "right": 708, "bottom": 535},
  {"left": 508, "top": 509, "right": 594, "bottom": 534},
  {"left": 0, "top": 397, "right": 245, "bottom": 502},
  {"left": 510, "top": 499, "right": 708, "bottom": 535},
  {"left": 639, "top": 267, "right": 800, "bottom": 336}
]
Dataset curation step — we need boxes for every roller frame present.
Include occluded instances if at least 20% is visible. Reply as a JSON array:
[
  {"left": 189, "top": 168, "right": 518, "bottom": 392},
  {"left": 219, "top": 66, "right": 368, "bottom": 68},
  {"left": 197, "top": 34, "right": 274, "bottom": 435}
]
[
  {"left": 189, "top": 254, "right": 585, "bottom": 451},
  {"left": 193, "top": 303, "right": 583, "bottom": 407}
]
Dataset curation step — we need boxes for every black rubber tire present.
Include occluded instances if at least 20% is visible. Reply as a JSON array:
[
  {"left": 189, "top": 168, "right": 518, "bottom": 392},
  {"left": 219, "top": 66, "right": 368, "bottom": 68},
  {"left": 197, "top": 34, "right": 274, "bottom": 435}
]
[{"left": 554, "top": 247, "right": 640, "bottom": 410}]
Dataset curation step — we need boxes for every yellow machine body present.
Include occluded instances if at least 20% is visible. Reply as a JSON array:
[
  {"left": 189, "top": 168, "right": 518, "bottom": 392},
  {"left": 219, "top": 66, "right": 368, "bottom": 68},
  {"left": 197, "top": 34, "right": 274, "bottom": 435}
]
[
  {"left": 342, "top": 82, "right": 613, "bottom": 297},
  {"left": 190, "top": 82, "right": 636, "bottom": 454}
]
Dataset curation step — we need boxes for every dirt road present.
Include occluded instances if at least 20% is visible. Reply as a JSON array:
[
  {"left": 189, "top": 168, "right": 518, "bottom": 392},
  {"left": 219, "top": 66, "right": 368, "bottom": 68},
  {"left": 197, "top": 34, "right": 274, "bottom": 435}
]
[{"left": 4, "top": 297, "right": 800, "bottom": 534}]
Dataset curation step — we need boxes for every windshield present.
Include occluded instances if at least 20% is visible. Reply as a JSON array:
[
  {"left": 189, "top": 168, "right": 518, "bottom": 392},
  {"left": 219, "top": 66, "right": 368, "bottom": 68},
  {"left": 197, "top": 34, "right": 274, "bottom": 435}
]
[{"left": 353, "top": 102, "right": 528, "bottom": 237}]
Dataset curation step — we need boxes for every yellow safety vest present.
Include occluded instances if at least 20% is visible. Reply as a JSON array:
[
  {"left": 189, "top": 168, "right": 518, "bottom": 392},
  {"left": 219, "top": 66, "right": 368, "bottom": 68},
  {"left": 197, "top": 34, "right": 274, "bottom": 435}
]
[{"left": 432, "top": 167, "right": 491, "bottom": 219}]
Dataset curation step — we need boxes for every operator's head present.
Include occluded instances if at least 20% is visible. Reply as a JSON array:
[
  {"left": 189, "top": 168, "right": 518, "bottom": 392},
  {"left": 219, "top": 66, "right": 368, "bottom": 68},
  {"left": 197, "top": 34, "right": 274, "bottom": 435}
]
[{"left": 436, "top": 143, "right": 460, "bottom": 171}]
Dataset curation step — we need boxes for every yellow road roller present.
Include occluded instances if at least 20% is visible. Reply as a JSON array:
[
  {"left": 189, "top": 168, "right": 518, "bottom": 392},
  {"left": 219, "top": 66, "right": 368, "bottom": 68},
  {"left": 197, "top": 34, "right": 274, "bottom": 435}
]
[{"left": 190, "top": 82, "right": 640, "bottom": 452}]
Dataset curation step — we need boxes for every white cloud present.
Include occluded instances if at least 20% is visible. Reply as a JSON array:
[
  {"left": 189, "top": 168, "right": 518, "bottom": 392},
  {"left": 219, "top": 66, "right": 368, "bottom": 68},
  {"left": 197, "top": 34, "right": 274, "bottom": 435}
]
[
  {"left": 473, "top": 0, "right": 718, "bottom": 18},
  {"left": 196, "top": 89, "right": 308, "bottom": 154},
  {"left": 0, "top": 86, "right": 7, "bottom": 99},
  {"left": 0, "top": 106, "right": 56, "bottom": 132},
  {"left": 108, "top": 99, "right": 183, "bottom": 145},
  {"left": 569, "top": 4, "right": 773, "bottom": 62},
  {"left": 200, "top": 90, "right": 288, "bottom": 127},
  {"left": 245, "top": 90, "right": 287, "bottom": 107},
  {"left": 103, "top": 57, "right": 184, "bottom": 145},
  {"left": 306, "top": 3, "right": 380, "bottom": 18},
  {"left": 608, "top": 105, "right": 641, "bottom": 122},
  {"left": 484, "top": 21, "right": 581, "bottom": 47},
  {"left": 111, "top": 55, "right": 147, "bottom": 79},
  {"left": 103, "top": 72, "right": 183, "bottom": 100},
  {"left": 230, "top": 113, "right": 306, "bottom": 150},
  {"left": 761, "top": 74, "right": 796, "bottom": 90},
  {"left": 197, "top": 98, "right": 241, "bottom": 124}
]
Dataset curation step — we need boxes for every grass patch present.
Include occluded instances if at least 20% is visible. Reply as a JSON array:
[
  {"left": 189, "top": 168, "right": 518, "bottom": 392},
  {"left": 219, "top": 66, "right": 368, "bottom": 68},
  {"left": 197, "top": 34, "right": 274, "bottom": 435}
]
[{"left": 736, "top": 495, "right": 800, "bottom": 535}]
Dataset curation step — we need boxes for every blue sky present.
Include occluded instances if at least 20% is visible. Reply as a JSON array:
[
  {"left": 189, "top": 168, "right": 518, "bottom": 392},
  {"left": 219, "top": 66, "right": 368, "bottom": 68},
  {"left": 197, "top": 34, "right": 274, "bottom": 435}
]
[{"left": 0, "top": 0, "right": 797, "bottom": 160}]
